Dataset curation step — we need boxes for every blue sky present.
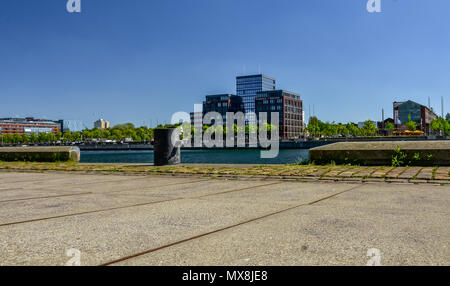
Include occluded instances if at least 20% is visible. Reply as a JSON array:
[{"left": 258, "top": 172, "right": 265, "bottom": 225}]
[{"left": 0, "top": 0, "right": 449, "bottom": 128}]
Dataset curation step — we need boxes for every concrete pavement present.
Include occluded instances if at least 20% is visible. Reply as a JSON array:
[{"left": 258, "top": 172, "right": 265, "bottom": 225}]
[{"left": 0, "top": 171, "right": 448, "bottom": 265}]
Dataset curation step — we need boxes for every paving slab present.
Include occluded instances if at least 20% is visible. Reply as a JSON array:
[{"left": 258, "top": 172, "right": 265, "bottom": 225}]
[
  {"left": 115, "top": 184, "right": 450, "bottom": 266},
  {"left": 416, "top": 167, "right": 434, "bottom": 180}
]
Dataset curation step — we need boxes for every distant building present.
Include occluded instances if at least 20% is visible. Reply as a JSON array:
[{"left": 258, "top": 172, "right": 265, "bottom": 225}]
[
  {"left": 191, "top": 74, "right": 304, "bottom": 137},
  {"left": 58, "top": 119, "right": 85, "bottom": 133},
  {"left": 94, "top": 119, "right": 110, "bottom": 130},
  {"left": 377, "top": 118, "right": 395, "bottom": 136},
  {"left": 393, "top": 100, "right": 437, "bottom": 133},
  {"left": 236, "top": 74, "right": 276, "bottom": 124},
  {"left": 190, "top": 112, "right": 203, "bottom": 127},
  {"left": 377, "top": 118, "right": 394, "bottom": 130},
  {"left": 202, "top": 94, "right": 244, "bottom": 126},
  {"left": 0, "top": 117, "right": 60, "bottom": 135},
  {"left": 255, "top": 90, "right": 304, "bottom": 140}
]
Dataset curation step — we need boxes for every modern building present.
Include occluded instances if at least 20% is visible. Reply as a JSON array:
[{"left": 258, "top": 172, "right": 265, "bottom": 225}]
[
  {"left": 202, "top": 94, "right": 244, "bottom": 126},
  {"left": 236, "top": 74, "right": 276, "bottom": 124},
  {"left": 255, "top": 90, "right": 304, "bottom": 140},
  {"left": 192, "top": 73, "right": 305, "bottom": 138},
  {"left": 94, "top": 119, "right": 110, "bottom": 130},
  {"left": 393, "top": 100, "right": 437, "bottom": 133},
  {"left": 58, "top": 119, "right": 85, "bottom": 133},
  {"left": 0, "top": 117, "right": 60, "bottom": 135},
  {"left": 190, "top": 112, "right": 203, "bottom": 127}
]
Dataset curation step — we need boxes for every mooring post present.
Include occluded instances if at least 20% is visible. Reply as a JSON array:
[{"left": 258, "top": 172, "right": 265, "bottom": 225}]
[{"left": 153, "top": 128, "right": 181, "bottom": 166}]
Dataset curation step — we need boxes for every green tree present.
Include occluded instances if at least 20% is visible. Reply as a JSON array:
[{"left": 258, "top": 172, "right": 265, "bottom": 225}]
[
  {"left": 38, "top": 132, "right": 48, "bottom": 143},
  {"left": 111, "top": 129, "right": 123, "bottom": 141},
  {"left": 13, "top": 134, "right": 23, "bottom": 144},
  {"left": 4, "top": 134, "right": 14, "bottom": 144},
  {"left": 404, "top": 114, "right": 418, "bottom": 131},
  {"left": 431, "top": 117, "right": 450, "bottom": 135},
  {"left": 63, "top": 131, "right": 72, "bottom": 142},
  {"left": 30, "top": 133, "right": 38, "bottom": 144},
  {"left": 22, "top": 134, "right": 30, "bottom": 144},
  {"left": 71, "top": 132, "right": 82, "bottom": 142},
  {"left": 385, "top": 122, "right": 395, "bottom": 131},
  {"left": 55, "top": 131, "right": 62, "bottom": 141},
  {"left": 361, "top": 120, "right": 377, "bottom": 136}
]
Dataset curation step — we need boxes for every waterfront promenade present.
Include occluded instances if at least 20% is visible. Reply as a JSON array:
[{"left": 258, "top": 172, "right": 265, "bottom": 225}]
[{"left": 0, "top": 167, "right": 448, "bottom": 265}]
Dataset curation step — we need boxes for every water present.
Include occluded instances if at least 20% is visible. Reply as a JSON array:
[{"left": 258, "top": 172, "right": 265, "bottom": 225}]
[{"left": 80, "top": 149, "right": 309, "bottom": 164}]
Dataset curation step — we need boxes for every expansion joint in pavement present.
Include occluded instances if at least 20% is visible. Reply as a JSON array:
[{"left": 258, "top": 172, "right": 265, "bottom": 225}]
[{"left": 99, "top": 184, "right": 364, "bottom": 266}]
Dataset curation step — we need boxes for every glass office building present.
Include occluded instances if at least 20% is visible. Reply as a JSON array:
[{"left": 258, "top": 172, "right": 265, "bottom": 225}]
[
  {"left": 203, "top": 94, "right": 244, "bottom": 126},
  {"left": 59, "top": 120, "right": 85, "bottom": 133},
  {"left": 393, "top": 100, "right": 437, "bottom": 133},
  {"left": 236, "top": 74, "right": 276, "bottom": 124}
]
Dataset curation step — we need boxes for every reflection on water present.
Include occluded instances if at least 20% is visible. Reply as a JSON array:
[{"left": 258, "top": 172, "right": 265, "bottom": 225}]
[{"left": 80, "top": 149, "right": 309, "bottom": 165}]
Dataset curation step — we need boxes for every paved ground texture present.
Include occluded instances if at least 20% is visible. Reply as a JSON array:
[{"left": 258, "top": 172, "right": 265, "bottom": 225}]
[{"left": 0, "top": 171, "right": 449, "bottom": 266}]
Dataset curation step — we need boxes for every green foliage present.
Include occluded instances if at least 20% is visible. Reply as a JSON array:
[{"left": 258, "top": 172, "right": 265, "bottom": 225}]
[
  {"left": 392, "top": 146, "right": 435, "bottom": 167},
  {"left": 306, "top": 117, "right": 377, "bottom": 137},
  {"left": 430, "top": 117, "right": 450, "bottom": 135},
  {"left": 392, "top": 146, "right": 407, "bottom": 167},
  {"left": 404, "top": 114, "right": 418, "bottom": 131},
  {"left": 385, "top": 122, "right": 395, "bottom": 131}
]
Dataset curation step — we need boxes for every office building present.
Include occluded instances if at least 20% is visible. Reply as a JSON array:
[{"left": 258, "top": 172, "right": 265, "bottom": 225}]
[
  {"left": 202, "top": 94, "right": 244, "bottom": 126},
  {"left": 236, "top": 74, "right": 276, "bottom": 124},
  {"left": 255, "top": 90, "right": 304, "bottom": 140},
  {"left": 0, "top": 117, "right": 60, "bottom": 135},
  {"left": 393, "top": 100, "right": 437, "bottom": 133},
  {"left": 58, "top": 119, "right": 85, "bottom": 133},
  {"left": 94, "top": 119, "right": 110, "bottom": 130},
  {"left": 190, "top": 112, "right": 203, "bottom": 127}
]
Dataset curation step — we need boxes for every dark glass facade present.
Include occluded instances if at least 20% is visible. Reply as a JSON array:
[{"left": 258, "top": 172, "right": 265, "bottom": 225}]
[{"left": 203, "top": 94, "right": 244, "bottom": 125}]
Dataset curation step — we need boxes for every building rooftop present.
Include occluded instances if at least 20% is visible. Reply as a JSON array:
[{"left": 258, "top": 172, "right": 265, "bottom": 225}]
[
  {"left": 236, "top": 74, "right": 276, "bottom": 81},
  {"left": 256, "top": 89, "right": 301, "bottom": 100}
]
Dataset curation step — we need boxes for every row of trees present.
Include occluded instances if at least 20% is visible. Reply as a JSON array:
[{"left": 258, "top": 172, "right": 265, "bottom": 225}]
[
  {"left": 306, "top": 114, "right": 450, "bottom": 137},
  {"left": 430, "top": 117, "right": 450, "bottom": 135},
  {"left": 306, "top": 117, "right": 378, "bottom": 137},
  {"left": 79, "top": 123, "right": 155, "bottom": 143},
  {"left": 0, "top": 132, "right": 63, "bottom": 145}
]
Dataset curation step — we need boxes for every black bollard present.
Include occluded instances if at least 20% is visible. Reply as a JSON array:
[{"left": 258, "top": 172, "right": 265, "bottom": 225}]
[{"left": 153, "top": 128, "right": 181, "bottom": 166}]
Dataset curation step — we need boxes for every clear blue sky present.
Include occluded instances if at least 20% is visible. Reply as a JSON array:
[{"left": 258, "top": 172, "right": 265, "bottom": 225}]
[{"left": 1, "top": 0, "right": 449, "bottom": 128}]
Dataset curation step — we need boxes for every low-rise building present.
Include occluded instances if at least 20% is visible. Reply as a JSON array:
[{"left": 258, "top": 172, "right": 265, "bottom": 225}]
[
  {"left": 393, "top": 100, "right": 437, "bottom": 133},
  {"left": 0, "top": 117, "right": 60, "bottom": 135}
]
